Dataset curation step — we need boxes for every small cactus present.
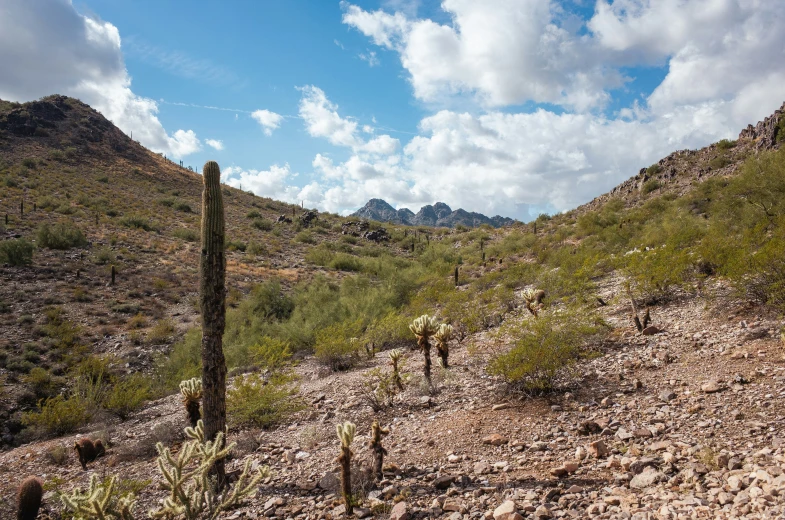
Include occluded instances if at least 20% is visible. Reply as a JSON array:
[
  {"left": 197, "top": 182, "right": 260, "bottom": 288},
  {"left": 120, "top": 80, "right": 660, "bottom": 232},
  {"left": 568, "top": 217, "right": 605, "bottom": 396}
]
[
  {"left": 368, "top": 420, "right": 390, "bottom": 480},
  {"left": 61, "top": 474, "right": 136, "bottom": 520},
  {"left": 388, "top": 349, "right": 405, "bottom": 391},
  {"left": 74, "top": 438, "right": 105, "bottom": 470},
  {"left": 433, "top": 323, "right": 453, "bottom": 368},
  {"left": 409, "top": 315, "right": 439, "bottom": 387},
  {"left": 336, "top": 422, "right": 356, "bottom": 515},
  {"left": 179, "top": 378, "right": 203, "bottom": 427},
  {"left": 16, "top": 476, "right": 43, "bottom": 520},
  {"left": 522, "top": 288, "right": 546, "bottom": 317}
]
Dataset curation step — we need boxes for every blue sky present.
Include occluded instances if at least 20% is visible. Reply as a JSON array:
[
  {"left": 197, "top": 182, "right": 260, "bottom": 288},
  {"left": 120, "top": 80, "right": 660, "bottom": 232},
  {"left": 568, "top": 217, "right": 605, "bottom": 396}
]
[{"left": 1, "top": 0, "right": 784, "bottom": 220}]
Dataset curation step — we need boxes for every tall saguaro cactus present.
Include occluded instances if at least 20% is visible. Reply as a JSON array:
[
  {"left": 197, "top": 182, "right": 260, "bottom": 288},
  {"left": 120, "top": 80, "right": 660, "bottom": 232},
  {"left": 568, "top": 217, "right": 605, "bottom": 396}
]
[{"left": 199, "top": 161, "right": 228, "bottom": 488}]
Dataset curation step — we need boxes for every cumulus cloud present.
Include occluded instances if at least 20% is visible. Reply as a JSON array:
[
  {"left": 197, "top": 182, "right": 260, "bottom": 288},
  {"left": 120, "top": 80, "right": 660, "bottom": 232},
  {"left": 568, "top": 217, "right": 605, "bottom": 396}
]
[
  {"left": 0, "top": 0, "right": 201, "bottom": 157},
  {"left": 205, "top": 139, "right": 224, "bottom": 150},
  {"left": 298, "top": 85, "right": 400, "bottom": 154},
  {"left": 251, "top": 109, "right": 284, "bottom": 136}
]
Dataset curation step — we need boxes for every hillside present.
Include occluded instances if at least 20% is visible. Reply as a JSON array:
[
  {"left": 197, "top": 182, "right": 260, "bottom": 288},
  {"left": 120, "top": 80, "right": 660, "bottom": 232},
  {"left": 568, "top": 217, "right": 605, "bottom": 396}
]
[
  {"left": 352, "top": 199, "right": 517, "bottom": 228},
  {"left": 0, "top": 95, "right": 785, "bottom": 520}
]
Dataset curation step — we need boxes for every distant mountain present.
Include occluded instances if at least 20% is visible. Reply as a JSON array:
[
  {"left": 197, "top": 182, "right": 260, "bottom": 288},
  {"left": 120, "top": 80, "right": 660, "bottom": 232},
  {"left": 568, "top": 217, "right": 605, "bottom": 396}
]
[{"left": 351, "top": 199, "right": 516, "bottom": 228}]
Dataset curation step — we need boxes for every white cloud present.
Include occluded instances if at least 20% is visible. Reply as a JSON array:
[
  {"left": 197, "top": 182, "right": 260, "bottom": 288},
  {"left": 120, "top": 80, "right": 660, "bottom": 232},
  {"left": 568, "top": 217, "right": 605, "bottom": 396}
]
[
  {"left": 359, "top": 50, "right": 380, "bottom": 67},
  {"left": 251, "top": 109, "right": 284, "bottom": 136},
  {"left": 298, "top": 85, "right": 400, "bottom": 154},
  {"left": 0, "top": 0, "right": 201, "bottom": 157},
  {"left": 205, "top": 138, "right": 224, "bottom": 150}
]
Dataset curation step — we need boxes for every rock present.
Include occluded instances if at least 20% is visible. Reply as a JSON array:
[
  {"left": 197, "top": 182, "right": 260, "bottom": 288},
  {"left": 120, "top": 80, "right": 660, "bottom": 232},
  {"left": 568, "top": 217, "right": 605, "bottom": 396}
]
[
  {"left": 492, "top": 403, "right": 511, "bottom": 411},
  {"left": 534, "top": 504, "right": 553, "bottom": 519},
  {"left": 575, "top": 446, "right": 587, "bottom": 460},
  {"left": 589, "top": 440, "right": 609, "bottom": 458},
  {"left": 633, "top": 427, "right": 653, "bottom": 438},
  {"left": 442, "top": 499, "right": 462, "bottom": 512},
  {"left": 355, "top": 507, "right": 371, "bottom": 518},
  {"left": 482, "top": 434, "right": 509, "bottom": 446},
  {"left": 642, "top": 325, "right": 662, "bottom": 335},
  {"left": 494, "top": 500, "right": 523, "bottom": 520},
  {"left": 629, "top": 458, "right": 658, "bottom": 475},
  {"left": 550, "top": 466, "right": 568, "bottom": 478},
  {"left": 563, "top": 461, "right": 579, "bottom": 472},
  {"left": 659, "top": 390, "right": 676, "bottom": 401},
  {"left": 318, "top": 472, "right": 340, "bottom": 491},
  {"left": 433, "top": 475, "right": 455, "bottom": 490},
  {"left": 390, "top": 501, "right": 410, "bottom": 520},
  {"left": 629, "top": 468, "right": 666, "bottom": 489},
  {"left": 577, "top": 421, "right": 602, "bottom": 435},
  {"left": 701, "top": 380, "right": 723, "bottom": 393},
  {"left": 474, "top": 461, "right": 491, "bottom": 475}
]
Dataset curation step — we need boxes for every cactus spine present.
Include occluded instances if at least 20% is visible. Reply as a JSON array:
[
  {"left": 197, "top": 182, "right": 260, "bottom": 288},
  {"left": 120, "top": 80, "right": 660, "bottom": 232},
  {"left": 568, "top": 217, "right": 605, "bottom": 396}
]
[
  {"left": 369, "top": 420, "right": 390, "bottom": 480},
  {"left": 16, "top": 476, "right": 43, "bottom": 520},
  {"left": 199, "top": 160, "right": 228, "bottom": 488},
  {"left": 409, "top": 315, "right": 439, "bottom": 387},
  {"left": 434, "top": 323, "right": 453, "bottom": 368},
  {"left": 179, "top": 378, "right": 202, "bottom": 427},
  {"left": 61, "top": 474, "right": 136, "bottom": 520},
  {"left": 336, "top": 421, "right": 356, "bottom": 515},
  {"left": 388, "top": 349, "right": 404, "bottom": 391}
]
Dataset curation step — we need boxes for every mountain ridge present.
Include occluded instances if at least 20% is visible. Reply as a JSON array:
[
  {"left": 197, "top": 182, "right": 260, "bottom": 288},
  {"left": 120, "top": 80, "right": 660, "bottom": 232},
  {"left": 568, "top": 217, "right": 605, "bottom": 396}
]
[{"left": 351, "top": 198, "right": 517, "bottom": 228}]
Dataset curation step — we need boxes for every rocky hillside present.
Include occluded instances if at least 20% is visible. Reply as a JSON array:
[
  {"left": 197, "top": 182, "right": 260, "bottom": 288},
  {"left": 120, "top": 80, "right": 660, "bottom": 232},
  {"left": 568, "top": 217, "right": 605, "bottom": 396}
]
[
  {"left": 1, "top": 95, "right": 785, "bottom": 520},
  {"left": 352, "top": 199, "right": 516, "bottom": 228}
]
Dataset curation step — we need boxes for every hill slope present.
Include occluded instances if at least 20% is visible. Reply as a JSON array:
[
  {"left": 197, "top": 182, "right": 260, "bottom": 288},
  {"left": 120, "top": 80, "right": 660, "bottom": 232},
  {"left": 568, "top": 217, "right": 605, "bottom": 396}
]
[
  {"left": 0, "top": 95, "right": 784, "bottom": 520},
  {"left": 352, "top": 198, "right": 517, "bottom": 228}
]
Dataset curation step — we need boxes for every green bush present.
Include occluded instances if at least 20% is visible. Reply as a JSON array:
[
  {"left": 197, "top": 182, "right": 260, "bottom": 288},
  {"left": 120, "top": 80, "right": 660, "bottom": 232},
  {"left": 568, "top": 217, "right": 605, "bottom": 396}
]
[
  {"left": 646, "top": 163, "right": 662, "bottom": 176},
  {"left": 314, "top": 320, "right": 363, "bottom": 370},
  {"left": 22, "top": 395, "right": 90, "bottom": 437},
  {"left": 153, "top": 328, "right": 201, "bottom": 392},
  {"left": 488, "top": 310, "right": 603, "bottom": 394},
  {"left": 174, "top": 201, "right": 192, "bottom": 213},
  {"left": 295, "top": 231, "right": 315, "bottom": 244},
  {"left": 23, "top": 367, "right": 63, "bottom": 399},
  {"left": 173, "top": 228, "right": 198, "bottom": 242},
  {"left": 249, "top": 336, "right": 292, "bottom": 371},
  {"left": 246, "top": 210, "right": 262, "bottom": 219},
  {"left": 0, "top": 238, "right": 34, "bottom": 265},
  {"left": 717, "top": 139, "right": 736, "bottom": 150},
  {"left": 227, "top": 373, "right": 302, "bottom": 428},
  {"left": 642, "top": 179, "right": 661, "bottom": 195},
  {"left": 104, "top": 373, "right": 152, "bottom": 420},
  {"left": 120, "top": 216, "right": 157, "bottom": 232},
  {"left": 37, "top": 222, "right": 87, "bottom": 249},
  {"left": 252, "top": 218, "right": 273, "bottom": 231}
]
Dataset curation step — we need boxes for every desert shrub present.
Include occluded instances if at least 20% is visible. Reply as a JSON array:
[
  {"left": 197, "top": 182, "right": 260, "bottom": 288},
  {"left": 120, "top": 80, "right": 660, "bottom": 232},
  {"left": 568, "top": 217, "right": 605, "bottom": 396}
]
[
  {"left": 154, "top": 328, "right": 201, "bottom": 391},
  {"left": 252, "top": 218, "right": 273, "bottom": 231},
  {"left": 104, "top": 373, "right": 152, "bottom": 420},
  {"left": 330, "top": 253, "right": 362, "bottom": 272},
  {"left": 646, "top": 163, "right": 662, "bottom": 176},
  {"left": 22, "top": 395, "right": 90, "bottom": 436},
  {"left": 488, "top": 310, "right": 604, "bottom": 394},
  {"left": 295, "top": 230, "right": 315, "bottom": 244},
  {"left": 172, "top": 227, "right": 198, "bottom": 242},
  {"left": 249, "top": 336, "right": 292, "bottom": 371},
  {"left": 247, "top": 241, "right": 266, "bottom": 256},
  {"left": 22, "top": 158, "right": 37, "bottom": 169},
  {"left": 709, "top": 155, "right": 730, "bottom": 170},
  {"left": 314, "top": 319, "right": 363, "bottom": 370},
  {"left": 120, "top": 215, "right": 157, "bottom": 232},
  {"left": 45, "top": 445, "right": 70, "bottom": 465},
  {"left": 174, "top": 201, "right": 192, "bottom": 213},
  {"left": 23, "top": 367, "right": 63, "bottom": 398},
  {"left": 226, "top": 240, "right": 246, "bottom": 252},
  {"left": 37, "top": 221, "right": 87, "bottom": 249},
  {"left": 362, "top": 312, "right": 412, "bottom": 350},
  {"left": 227, "top": 373, "right": 302, "bottom": 428},
  {"left": 158, "top": 197, "right": 175, "bottom": 207},
  {"left": 717, "top": 139, "right": 736, "bottom": 150},
  {"left": 642, "top": 179, "right": 661, "bottom": 194},
  {"left": 0, "top": 238, "right": 34, "bottom": 265},
  {"left": 147, "top": 318, "right": 175, "bottom": 344},
  {"left": 246, "top": 210, "right": 262, "bottom": 219},
  {"left": 305, "top": 244, "right": 334, "bottom": 266},
  {"left": 97, "top": 175, "right": 109, "bottom": 183},
  {"left": 358, "top": 368, "right": 400, "bottom": 411},
  {"left": 42, "top": 307, "right": 80, "bottom": 349}
]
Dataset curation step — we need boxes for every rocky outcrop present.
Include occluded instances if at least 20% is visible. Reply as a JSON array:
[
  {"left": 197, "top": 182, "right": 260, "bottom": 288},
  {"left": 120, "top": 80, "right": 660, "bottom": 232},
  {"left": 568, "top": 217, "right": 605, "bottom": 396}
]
[
  {"left": 738, "top": 101, "right": 785, "bottom": 150},
  {"left": 351, "top": 200, "right": 516, "bottom": 229}
]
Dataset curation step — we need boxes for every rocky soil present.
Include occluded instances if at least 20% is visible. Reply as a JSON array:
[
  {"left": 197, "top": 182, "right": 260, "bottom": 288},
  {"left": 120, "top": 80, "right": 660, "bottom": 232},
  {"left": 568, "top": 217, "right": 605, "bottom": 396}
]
[{"left": 2, "top": 277, "right": 784, "bottom": 519}]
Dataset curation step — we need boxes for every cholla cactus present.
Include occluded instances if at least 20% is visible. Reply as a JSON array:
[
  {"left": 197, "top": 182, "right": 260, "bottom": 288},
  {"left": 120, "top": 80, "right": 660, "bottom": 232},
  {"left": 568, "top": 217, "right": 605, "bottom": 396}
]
[
  {"left": 61, "top": 474, "right": 136, "bottom": 520},
  {"left": 433, "top": 323, "right": 453, "bottom": 368},
  {"left": 522, "top": 288, "right": 546, "bottom": 318},
  {"left": 149, "top": 420, "right": 269, "bottom": 520},
  {"left": 409, "top": 315, "right": 439, "bottom": 387},
  {"left": 336, "top": 422, "right": 356, "bottom": 515},
  {"left": 388, "top": 349, "right": 405, "bottom": 391},
  {"left": 179, "top": 378, "right": 203, "bottom": 427},
  {"left": 369, "top": 420, "right": 390, "bottom": 480}
]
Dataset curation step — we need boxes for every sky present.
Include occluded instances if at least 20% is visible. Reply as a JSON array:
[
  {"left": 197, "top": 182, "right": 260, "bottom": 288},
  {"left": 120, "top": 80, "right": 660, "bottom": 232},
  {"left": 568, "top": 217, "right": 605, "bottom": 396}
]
[{"left": 0, "top": 0, "right": 784, "bottom": 221}]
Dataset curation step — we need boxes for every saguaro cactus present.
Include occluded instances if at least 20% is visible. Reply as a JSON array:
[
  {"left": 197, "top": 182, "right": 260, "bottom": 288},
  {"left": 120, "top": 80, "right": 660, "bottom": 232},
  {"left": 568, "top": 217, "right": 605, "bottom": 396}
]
[
  {"left": 179, "top": 378, "right": 202, "bottom": 427},
  {"left": 409, "top": 315, "right": 439, "bottom": 386},
  {"left": 369, "top": 420, "right": 390, "bottom": 480},
  {"left": 199, "top": 160, "right": 228, "bottom": 488},
  {"left": 433, "top": 323, "right": 453, "bottom": 368},
  {"left": 336, "top": 422, "right": 356, "bottom": 515}
]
